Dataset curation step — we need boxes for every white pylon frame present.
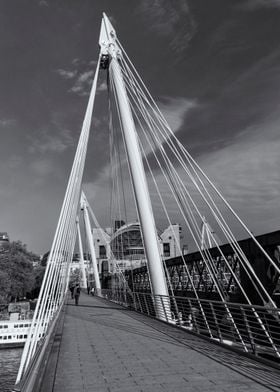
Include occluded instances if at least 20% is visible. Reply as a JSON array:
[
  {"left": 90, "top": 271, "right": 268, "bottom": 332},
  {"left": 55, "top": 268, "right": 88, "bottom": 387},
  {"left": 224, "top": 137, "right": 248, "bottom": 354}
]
[
  {"left": 201, "top": 216, "right": 213, "bottom": 249},
  {"left": 99, "top": 13, "right": 170, "bottom": 319},
  {"left": 81, "top": 192, "right": 101, "bottom": 295},
  {"left": 76, "top": 217, "right": 88, "bottom": 289}
]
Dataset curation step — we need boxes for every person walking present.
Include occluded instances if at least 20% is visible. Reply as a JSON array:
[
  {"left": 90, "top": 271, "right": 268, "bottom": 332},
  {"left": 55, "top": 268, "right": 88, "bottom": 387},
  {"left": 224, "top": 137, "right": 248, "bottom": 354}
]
[
  {"left": 73, "top": 283, "right": 81, "bottom": 306},
  {"left": 69, "top": 284, "right": 74, "bottom": 299}
]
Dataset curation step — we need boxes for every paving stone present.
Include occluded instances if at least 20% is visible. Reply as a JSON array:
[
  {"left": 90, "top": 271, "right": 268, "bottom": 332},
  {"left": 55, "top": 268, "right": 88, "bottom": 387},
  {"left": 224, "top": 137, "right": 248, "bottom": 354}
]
[{"left": 43, "top": 293, "right": 279, "bottom": 392}]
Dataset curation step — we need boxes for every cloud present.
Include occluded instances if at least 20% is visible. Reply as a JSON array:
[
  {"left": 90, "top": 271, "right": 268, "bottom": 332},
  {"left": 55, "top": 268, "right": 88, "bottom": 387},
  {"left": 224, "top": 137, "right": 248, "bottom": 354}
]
[
  {"left": 81, "top": 96, "right": 198, "bottom": 222},
  {"left": 56, "top": 69, "right": 77, "bottom": 79},
  {"left": 82, "top": 97, "right": 280, "bottom": 243},
  {"left": 138, "top": 0, "right": 197, "bottom": 53},
  {"left": 29, "top": 159, "right": 55, "bottom": 176},
  {"left": 0, "top": 118, "right": 16, "bottom": 127},
  {"left": 38, "top": 0, "right": 49, "bottom": 6},
  {"left": 29, "top": 129, "right": 74, "bottom": 154},
  {"left": 89, "top": 60, "right": 98, "bottom": 67},
  {"left": 56, "top": 59, "right": 98, "bottom": 96},
  {"left": 69, "top": 70, "right": 95, "bottom": 96},
  {"left": 239, "top": 0, "right": 280, "bottom": 10},
  {"left": 7, "top": 155, "right": 22, "bottom": 169},
  {"left": 159, "top": 97, "right": 197, "bottom": 133},
  {"left": 97, "top": 81, "right": 107, "bottom": 93},
  {"left": 72, "top": 58, "right": 80, "bottom": 66},
  {"left": 197, "top": 115, "right": 280, "bottom": 235}
]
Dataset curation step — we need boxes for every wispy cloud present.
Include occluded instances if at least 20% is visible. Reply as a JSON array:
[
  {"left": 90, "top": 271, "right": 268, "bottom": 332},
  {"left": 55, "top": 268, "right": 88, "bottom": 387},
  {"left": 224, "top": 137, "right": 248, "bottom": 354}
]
[
  {"left": 82, "top": 96, "right": 198, "bottom": 216},
  {"left": 0, "top": 118, "right": 16, "bottom": 127},
  {"left": 29, "top": 129, "right": 74, "bottom": 154},
  {"left": 198, "top": 114, "right": 280, "bottom": 234},
  {"left": 38, "top": 0, "right": 49, "bottom": 7},
  {"left": 239, "top": 0, "right": 280, "bottom": 10},
  {"left": 56, "top": 69, "right": 77, "bottom": 79},
  {"left": 29, "top": 159, "right": 54, "bottom": 176},
  {"left": 56, "top": 59, "right": 98, "bottom": 96},
  {"left": 159, "top": 97, "right": 197, "bottom": 133},
  {"left": 97, "top": 81, "right": 107, "bottom": 93},
  {"left": 72, "top": 58, "right": 80, "bottom": 66},
  {"left": 138, "top": 0, "right": 197, "bottom": 53},
  {"left": 8, "top": 155, "right": 22, "bottom": 169},
  {"left": 82, "top": 98, "right": 280, "bottom": 240},
  {"left": 69, "top": 70, "right": 94, "bottom": 96}
]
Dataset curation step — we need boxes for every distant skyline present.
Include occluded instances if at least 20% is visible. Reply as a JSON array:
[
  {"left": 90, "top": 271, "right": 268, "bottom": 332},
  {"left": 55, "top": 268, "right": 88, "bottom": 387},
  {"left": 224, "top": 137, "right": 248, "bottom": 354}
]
[{"left": 0, "top": 0, "right": 280, "bottom": 254}]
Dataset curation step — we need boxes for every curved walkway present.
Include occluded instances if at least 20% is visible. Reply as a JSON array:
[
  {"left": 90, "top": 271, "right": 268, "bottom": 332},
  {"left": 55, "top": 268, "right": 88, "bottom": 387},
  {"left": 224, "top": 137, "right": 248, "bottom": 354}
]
[{"left": 43, "top": 293, "right": 280, "bottom": 392}]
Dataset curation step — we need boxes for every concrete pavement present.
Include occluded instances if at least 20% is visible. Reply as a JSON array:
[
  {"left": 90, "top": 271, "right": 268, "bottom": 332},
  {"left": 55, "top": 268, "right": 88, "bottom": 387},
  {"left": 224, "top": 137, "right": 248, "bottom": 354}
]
[{"left": 44, "top": 293, "right": 280, "bottom": 392}]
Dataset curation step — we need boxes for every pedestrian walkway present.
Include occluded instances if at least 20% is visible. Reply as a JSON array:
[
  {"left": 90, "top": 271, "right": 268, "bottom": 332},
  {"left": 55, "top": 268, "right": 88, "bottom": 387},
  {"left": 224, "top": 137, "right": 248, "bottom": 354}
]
[{"left": 42, "top": 293, "right": 280, "bottom": 392}]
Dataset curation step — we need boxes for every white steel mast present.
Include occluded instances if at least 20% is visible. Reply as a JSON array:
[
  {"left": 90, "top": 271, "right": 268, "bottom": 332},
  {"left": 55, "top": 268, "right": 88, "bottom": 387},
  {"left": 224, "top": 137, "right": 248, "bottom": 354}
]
[
  {"left": 81, "top": 193, "right": 101, "bottom": 295},
  {"left": 99, "top": 13, "right": 170, "bottom": 318},
  {"left": 76, "top": 217, "right": 88, "bottom": 289}
]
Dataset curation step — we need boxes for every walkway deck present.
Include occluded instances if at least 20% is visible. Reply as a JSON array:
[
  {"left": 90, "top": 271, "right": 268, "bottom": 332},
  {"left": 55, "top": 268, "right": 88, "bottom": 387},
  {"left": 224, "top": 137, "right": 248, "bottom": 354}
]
[{"left": 41, "top": 293, "right": 280, "bottom": 392}]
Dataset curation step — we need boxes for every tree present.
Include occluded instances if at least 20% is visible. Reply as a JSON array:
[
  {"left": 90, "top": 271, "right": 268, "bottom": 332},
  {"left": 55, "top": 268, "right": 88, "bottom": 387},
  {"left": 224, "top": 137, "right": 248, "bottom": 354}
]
[
  {"left": 0, "top": 241, "right": 42, "bottom": 302},
  {"left": 31, "top": 265, "right": 46, "bottom": 298},
  {"left": 0, "top": 270, "right": 11, "bottom": 306},
  {"left": 69, "top": 268, "right": 82, "bottom": 288}
]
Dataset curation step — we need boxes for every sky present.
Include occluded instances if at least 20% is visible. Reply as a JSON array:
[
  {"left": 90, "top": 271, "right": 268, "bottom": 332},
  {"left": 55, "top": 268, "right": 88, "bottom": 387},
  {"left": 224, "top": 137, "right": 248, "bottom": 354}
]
[{"left": 0, "top": 0, "right": 280, "bottom": 254}]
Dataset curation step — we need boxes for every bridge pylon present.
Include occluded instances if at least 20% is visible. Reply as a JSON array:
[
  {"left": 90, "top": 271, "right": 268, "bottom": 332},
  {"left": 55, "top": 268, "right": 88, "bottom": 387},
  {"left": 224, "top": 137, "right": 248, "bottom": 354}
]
[
  {"left": 81, "top": 192, "right": 101, "bottom": 296},
  {"left": 99, "top": 13, "right": 170, "bottom": 319}
]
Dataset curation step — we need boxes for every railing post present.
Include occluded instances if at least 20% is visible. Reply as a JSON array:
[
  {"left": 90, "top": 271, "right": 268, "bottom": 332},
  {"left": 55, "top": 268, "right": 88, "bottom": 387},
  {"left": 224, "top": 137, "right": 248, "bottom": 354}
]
[
  {"left": 160, "top": 295, "right": 169, "bottom": 322},
  {"left": 210, "top": 302, "right": 223, "bottom": 343},
  {"left": 144, "top": 294, "right": 150, "bottom": 316},
  {"left": 134, "top": 292, "right": 137, "bottom": 310},
  {"left": 241, "top": 306, "right": 256, "bottom": 354},
  {"left": 171, "top": 294, "right": 181, "bottom": 325},
  {"left": 224, "top": 303, "right": 248, "bottom": 352},
  {"left": 137, "top": 293, "right": 144, "bottom": 314},
  {"left": 188, "top": 299, "right": 199, "bottom": 333}
]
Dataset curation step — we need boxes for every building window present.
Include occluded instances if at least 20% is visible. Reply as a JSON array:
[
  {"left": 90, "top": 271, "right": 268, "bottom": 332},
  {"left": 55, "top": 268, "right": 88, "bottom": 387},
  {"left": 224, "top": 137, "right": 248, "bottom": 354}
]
[
  {"left": 163, "top": 243, "right": 170, "bottom": 257},
  {"left": 99, "top": 245, "right": 106, "bottom": 258}
]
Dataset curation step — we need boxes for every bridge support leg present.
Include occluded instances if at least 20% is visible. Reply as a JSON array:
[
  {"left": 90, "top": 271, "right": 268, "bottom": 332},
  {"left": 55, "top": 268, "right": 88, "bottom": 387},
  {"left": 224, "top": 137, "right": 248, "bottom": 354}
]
[
  {"left": 82, "top": 200, "right": 101, "bottom": 296},
  {"left": 76, "top": 219, "right": 88, "bottom": 289},
  {"left": 100, "top": 14, "right": 170, "bottom": 320}
]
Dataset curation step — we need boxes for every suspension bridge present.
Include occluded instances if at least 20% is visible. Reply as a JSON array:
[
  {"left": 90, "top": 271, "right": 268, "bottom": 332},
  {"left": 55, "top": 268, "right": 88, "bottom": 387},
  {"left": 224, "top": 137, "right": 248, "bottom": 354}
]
[{"left": 13, "top": 13, "right": 280, "bottom": 392}]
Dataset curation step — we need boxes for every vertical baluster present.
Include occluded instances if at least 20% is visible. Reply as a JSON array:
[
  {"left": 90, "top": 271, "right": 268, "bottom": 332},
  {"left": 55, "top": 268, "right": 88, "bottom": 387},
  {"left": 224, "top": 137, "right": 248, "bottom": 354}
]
[
  {"left": 160, "top": 295, "right": 168, "bottom": 322},
  {"left": 241, "top": 307, "right": 255, "bottom": 354},
  {"left": 144, "top": 294, "right": 150, "bottom": 315},
  {"left": 210, "top": 302, "right": 223, "bottom": 343}
]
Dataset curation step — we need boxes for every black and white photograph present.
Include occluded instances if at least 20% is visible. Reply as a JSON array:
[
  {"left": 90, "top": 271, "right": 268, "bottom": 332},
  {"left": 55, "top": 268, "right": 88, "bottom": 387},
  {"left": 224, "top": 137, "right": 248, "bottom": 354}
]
[{"left": 0, "top": 1, "right": 280, "bottom": 391}]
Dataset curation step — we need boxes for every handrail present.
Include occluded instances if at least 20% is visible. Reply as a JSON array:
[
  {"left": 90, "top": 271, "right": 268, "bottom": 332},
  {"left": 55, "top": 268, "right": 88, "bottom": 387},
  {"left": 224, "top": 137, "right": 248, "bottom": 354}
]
[
  {"left": 13, "top": 303, "right": 66, "bottom": 392},
  {"left": 102, "top": 289, "right": 280, "bottom": 367}
]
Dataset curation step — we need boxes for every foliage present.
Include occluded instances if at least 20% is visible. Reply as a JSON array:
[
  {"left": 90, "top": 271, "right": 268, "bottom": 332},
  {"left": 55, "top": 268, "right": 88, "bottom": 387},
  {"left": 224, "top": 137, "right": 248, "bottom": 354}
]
[
  {"left": 0, "top": 241, "right": 44, "bottom": 303},
  {"left": 31, "top": 264, "right": 46, "bottom": 298},
  {"left": 69, "top": 268, "right": 82, "bottom": 288},
  {"left": 0, "top": 270, "right": 11, "bottom": 304}
]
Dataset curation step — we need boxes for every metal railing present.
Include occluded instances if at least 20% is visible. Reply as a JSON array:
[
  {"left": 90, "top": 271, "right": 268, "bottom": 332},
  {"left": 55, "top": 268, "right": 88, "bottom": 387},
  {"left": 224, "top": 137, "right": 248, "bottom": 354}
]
[
  {"left": 102, "top": 289, "right": 280, "bottom": 364},
  {"left": 13, "top": 304, "right": 65, "bottom": 392}
]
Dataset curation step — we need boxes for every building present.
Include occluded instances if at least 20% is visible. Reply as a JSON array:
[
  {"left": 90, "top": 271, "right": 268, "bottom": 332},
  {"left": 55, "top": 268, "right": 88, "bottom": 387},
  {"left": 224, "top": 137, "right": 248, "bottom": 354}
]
[
  {"left": 160, "top": 224, "right": 182, "bottom": 258},
  {"left": 92, "top": 221, "right": 182, "bottom": 273},
  {"left": 0, "top": 232, "right": 10, "bottom": 252},
  {"left": 70, "top": 221, "right": 182, "bottom": 281}
]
